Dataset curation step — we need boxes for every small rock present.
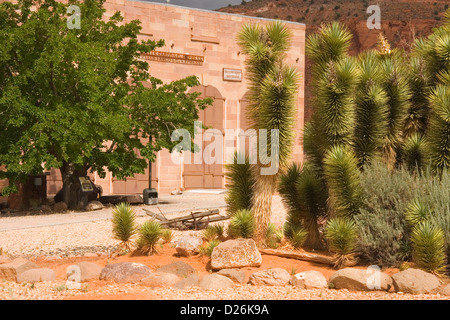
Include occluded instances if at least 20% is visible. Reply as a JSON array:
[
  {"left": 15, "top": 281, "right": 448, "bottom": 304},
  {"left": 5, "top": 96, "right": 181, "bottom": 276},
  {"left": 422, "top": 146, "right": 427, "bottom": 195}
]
[
  {"left": 171, "top": 190, "right": 182, "bottom": 195},
  {"left": 0, "top": 255, "right": 11, "bottom": 265},
  {"left": 199, "top": 274, "right": 234, "bottom": 289},
  {"left": 291, "top": 270, "right": 328, "bottom": 289},
  {"left": 176, "top": 235, "right": 203, "bottom": 257},
  {"left": 329, "top": 267, "right": 393, "bottom": 291},
  {"left": 53, "top": 202, "right": 68, "bottom": 212},
  {"left": 173, "top": 274, "right": 200, "bottom": 290},
  {"left": 126, "top": 195, "right": 143, "bottom": 204},
  {"left": 210, "top": 238, "right": 262, "bottom": 270},
  {"left": 99, "top": 262, "right": 152, "bottom": 283},
  {"left": 85, "top": 201, "right": 104, "bottom": 211},
  {"left": 249, "top": 268, "right": 291, "bottom": 286},
  {"left": 0, "top": 258, "right": 39, "bottom": 282},
  {"left": 36, "top": 255, "right": 63, "bottom": 263},
  {"left": 140, "top": 272, "right": 180, "bottom": 287},
  {"left": 40, "top": 205, "right": 53, "bottom": 213},
  {"left": 17, "top": 268, "right": 56, "bottom": 283},
  {"left": 440, "top": 284, "right": 450, "bottom": 296},
  {"left": 217, "top": 268, "right": 246, "bottom": 284},
  {"left": 82, "top": 253, "right": 98, "bottom": 258},
  {"left": 392, "top": 268, "right": 441, "bottom": 295},
  {"left": 156, "top": 261, "right": 197, "bottom": 278}
]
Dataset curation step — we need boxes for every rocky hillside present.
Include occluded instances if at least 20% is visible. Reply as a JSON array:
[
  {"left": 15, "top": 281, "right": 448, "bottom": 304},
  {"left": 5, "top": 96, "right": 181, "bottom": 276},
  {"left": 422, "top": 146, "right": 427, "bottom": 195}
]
[{"left": 219, "top": 0, "right": 449, "bottom": 120}]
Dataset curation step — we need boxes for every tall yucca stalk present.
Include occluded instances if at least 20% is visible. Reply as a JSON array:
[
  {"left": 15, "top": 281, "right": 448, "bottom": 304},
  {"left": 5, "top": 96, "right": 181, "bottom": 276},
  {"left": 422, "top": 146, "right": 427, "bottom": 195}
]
[
  {"left": 323, "top": 146, "right": 362, "bottom": 218},
  {"left": 427, "top": 85, "right": 450, "bottom": 175},
  {"left": 112, "top": 202, "right": 137, "bottom": 250},
  {"left": 278, "top": 163, "right": 327, "bottom": 249},
  {"left": 411, "top": 221, "right": 447, "bottom": 275},
  {"left": 237, "top": 21, "right": 299, "bottom": 244},
  {"left": 353, "top": 50, "right": 389, "bottom": 168},
  {"left": 377, "top": 50, "right": 411, "bottom": 169},
  {"left": 225, "top": 152, "right": 255, "bottom": 215}
]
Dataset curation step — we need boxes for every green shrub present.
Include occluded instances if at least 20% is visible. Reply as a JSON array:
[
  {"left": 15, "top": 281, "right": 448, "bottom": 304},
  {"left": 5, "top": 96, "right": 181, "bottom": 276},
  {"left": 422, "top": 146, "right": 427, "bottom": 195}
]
[
  {"left": 199, "top": 240, "right": 221, "bottom": 257},
  {"left": 227, "top": 209, "right": 255, "bottom": 239},
  {"left": 161, "top": 229, "right": 174, "bottom": 244},
  {"left": 136, "top": 221, "right": 163, "bottom": 255},
  {"left": 324, "top": 217, "right": 358, "bottom": 268},
  {"left": 405, "top": 199, "right": 430, "bottom": 227},
  {"left": 411, "top": 221, "right": 447, "bottom": 274},
  {"left": 112, "top": 203, "right": 137, "bottom": 250},
  {"left": 225, "top": 152, "right": 255, "bottom": 215},
  {"left": 265, "top": 223, "right": 283, "bottom": 249},
  {"left": 284, "top": 221, "right": 308, "bottom": 249},
  {"left": 202, "top": 225, "right": 224, "bottom": 242}
]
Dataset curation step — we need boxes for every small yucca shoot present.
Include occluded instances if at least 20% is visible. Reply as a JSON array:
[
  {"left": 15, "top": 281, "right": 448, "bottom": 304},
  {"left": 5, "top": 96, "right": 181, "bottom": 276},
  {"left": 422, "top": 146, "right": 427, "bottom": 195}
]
[
  {"left": 411, "top": 221, "right": 447, "bottom": 275},
  {"left": 199, "top": 240, "right": 221, "bottom": 257},
  {"left": 265, "top": 223, "right": 284, "bottom": 249},
  {"left": 284, "top": 221, "right": 308, "bottom": 250},
  {"left": 202, "top": 225, "right": 225, "bottom": 242},
  {"left": 136, "top": 220, "right": 163, "bottom": 255},
  {"left": 112, "top": 202, "right": 137, "bottom": 250},
  {"left": 161, "top": 229, "right": 174, "bottom": 244},
  {"left": 325, "top": 217, "right": 358, "bottom": 269},
  {"left": 404, "top": 199, "right": 430, "bottom": 227},
  {"left": 227, "top": 209, "right": 255, "bottom": 239}
]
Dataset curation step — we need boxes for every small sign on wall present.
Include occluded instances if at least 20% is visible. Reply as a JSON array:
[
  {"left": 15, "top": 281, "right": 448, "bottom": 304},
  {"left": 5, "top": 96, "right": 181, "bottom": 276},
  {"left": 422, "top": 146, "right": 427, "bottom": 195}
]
[{"left": 223, "top": 68, "right": 242, "bottom": 82}]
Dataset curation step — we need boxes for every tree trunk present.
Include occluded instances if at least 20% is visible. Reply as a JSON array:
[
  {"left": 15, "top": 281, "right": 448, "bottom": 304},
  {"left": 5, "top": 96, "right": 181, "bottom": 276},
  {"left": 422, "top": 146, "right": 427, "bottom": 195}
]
[
  {"left": 304, "top": 217, "right": 323, "bottom": 250},
  {"left": 251, "top": 172, "right": 278, "bottom": 245},
  {"left": 60, "top": 162, "right": 88, "bottom": 209}
]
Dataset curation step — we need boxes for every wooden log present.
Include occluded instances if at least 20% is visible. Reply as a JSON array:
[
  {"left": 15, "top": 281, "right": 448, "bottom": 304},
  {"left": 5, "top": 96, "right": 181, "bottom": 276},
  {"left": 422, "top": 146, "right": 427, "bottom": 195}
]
[
  {"left": 158, "top": 209, "right": 221, "bottom": 225},
  {"left": 259, "top": 248, "right": 336, "bottom": 266}
]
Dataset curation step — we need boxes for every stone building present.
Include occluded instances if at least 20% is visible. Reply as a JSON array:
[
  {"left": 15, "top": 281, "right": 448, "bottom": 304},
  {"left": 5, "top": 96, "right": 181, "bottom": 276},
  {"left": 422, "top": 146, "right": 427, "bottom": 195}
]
[{"left": 1, "top": 0, "right": 306, "bottom": 200}]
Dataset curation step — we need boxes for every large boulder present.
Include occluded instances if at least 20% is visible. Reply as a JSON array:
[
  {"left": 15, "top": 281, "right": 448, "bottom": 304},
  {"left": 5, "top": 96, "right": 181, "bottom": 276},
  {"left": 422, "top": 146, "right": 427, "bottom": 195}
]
[
  {"left": 156, "top": 261, "right": 197, "bottom": 278},
  {"left": 99, "top": 262, "right": 152, "bottom": 284},
  {"left": 199, "top": 274, "right": 235, "bottom": 289},
  {"left": 176, "top": 236, "right": 203, "bottom": 257},
  {"left": 17, "top": 268, "right": 56, "bottom": 283},
  {"left": 248, "top": 268, "right": 291, "bottom": 286},
  {"left": 290, "top": 270, "right": 328, "bottom": 289},
  {"left": 140, "top": 272, "right": 180, "bottom": 287},
  {"left": 72, "top": 261, "right": 102, "bottom": 282},
  {"left": 329, "top": 267, "right": 393, "bottom": 291},
  {"left": 391, "top": 268, "right": 440, "bottom": 294},
  {"left": 217, "top": 268, "right": 246, "bottom": 284},
  {"left": 0, "top": 258, "right": 39, "bottom": 282},
  {"left": 210, "top": 238, "right": 262, "bottom": 270}
]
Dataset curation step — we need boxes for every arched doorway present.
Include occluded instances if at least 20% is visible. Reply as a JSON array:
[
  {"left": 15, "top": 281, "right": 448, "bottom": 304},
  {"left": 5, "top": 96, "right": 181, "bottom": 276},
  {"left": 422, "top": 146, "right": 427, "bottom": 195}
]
[{"left": 183, "top": 85, "right": 225, "bottom": 189}]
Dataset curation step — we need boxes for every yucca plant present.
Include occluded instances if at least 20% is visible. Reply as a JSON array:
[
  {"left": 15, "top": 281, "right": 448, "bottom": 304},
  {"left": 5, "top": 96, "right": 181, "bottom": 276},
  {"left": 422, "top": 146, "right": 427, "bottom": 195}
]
[
  {"left": 283, "top": 221, "right": 308, "bottom": 250},
  {"left": 427, "top": 85, "right": 450, "bottom": 175},
  {"left": 265, "top": 223, "right": 283, "bottom": 249},
  {"left": 403, "top": 133, "right": 429, "bottom": 173},
  {"left": 404, "top": 199, "right": 430, "bottom": 227},
  {"left": 112, "top": 202, "right": 137, "bottom": 250},
  {"left": 227, "top": 209, "right": 255, "bottom": 239},
  {"left": 278, "top": 163, "right": 327, "bottom": 249},
  {"left": 411, "top": 221, "right": 447, "bottom": 274},
  {"left": 237, "top": 21, "right": 299, "bottom": 244},
  {"left": 325, "top": 217, "right": 358, "bottom": 269},
  {"left": 353, "top": 50, "right": 389, "bottom": 168},
  {"left": 225, "top": 152, "right": 255, "bottom": 215},
  {"left": 199, "top": 239, "right": 221, "bottom": 257},
  {"left": 136, "top": 220, "right": 163, "bottom": 255},
  {"left": 202, "top": 224, "right": 224, "bottom": 242},
  {"left": 323, "top": 146, "right": 362, "bottom": 218},
  {"left": 161, "top": 229, "right": 174, "bottom": 244}
]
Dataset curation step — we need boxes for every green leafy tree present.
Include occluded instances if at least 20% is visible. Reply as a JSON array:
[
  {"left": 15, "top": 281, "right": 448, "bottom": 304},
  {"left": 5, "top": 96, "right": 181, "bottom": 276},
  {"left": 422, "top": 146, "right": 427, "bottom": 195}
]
[{"left": 0, "top": 0, "right": 211, "bottom": 208}]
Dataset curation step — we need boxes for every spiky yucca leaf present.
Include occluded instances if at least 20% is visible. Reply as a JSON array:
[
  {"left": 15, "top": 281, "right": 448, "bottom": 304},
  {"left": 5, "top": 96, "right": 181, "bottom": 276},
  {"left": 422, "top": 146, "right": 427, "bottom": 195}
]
[
  {"left": 411, "top": 221, "right": 447, "bottom": 274},
  {"left": 405, "top": 199, "right": 430, "bottom": 227},
  {"left": 225, "top": 152, "right": 255, "bottom": 215},
  {"left": 403, "top": 133, "right": 429, "bottom": 172},
  {"left": 323, "top": 146, "right": 362, "bottom": 218},
  {"left": 202, "top": 225, "right": 224, "bottom": 242},
  {"left": 136, "top": 220, "right": 162, "bottom": 255},
  {"left": 427, "top": 85, "right": 450, "bottom": 174},
  {"left": 353, "top": 51, "right": 389, "bottom": 168},
  {"left": 265, "top": 223, "right": 283, "bottom": 249},
  {"left": 284, "top": 221, "right": 308, "bottom": 250},
  {"left": 112, "top": 202, "right": 137, "bottom": 250},
  {"left": 161, "top": 229, "right": 174, "bottom": 244},
  {"left": 227, "top": 209, "right": 255, "bottom": 239},
  {"left": 325, "top": 217, "right": 358, "bottom": 269}
]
